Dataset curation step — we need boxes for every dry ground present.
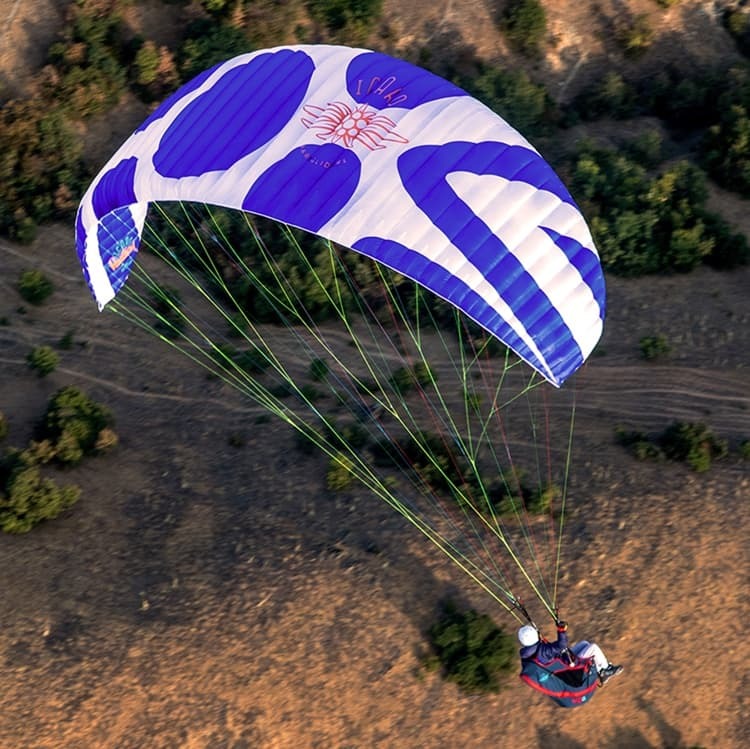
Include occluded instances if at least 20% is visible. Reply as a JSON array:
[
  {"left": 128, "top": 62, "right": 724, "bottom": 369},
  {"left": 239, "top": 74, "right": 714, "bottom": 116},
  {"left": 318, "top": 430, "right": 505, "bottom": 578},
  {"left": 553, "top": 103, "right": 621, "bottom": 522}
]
[{"left": 0, "top": 219, "right": 748, "bottom": 749}]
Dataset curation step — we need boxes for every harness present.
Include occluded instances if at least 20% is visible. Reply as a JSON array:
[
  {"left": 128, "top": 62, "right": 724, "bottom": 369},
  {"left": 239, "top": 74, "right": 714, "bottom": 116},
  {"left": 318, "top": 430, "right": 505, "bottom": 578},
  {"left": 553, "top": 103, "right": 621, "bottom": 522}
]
[{"left": 519, "top": 651, "right": 599, "bottom": 708}]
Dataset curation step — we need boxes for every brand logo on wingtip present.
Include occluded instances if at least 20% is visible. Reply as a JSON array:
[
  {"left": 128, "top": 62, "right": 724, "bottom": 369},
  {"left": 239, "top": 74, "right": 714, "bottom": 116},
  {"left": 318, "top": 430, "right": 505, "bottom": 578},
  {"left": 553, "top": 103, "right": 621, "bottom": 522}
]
[{"left": 107, "top": 241, "right": 137, "bottom": 270}]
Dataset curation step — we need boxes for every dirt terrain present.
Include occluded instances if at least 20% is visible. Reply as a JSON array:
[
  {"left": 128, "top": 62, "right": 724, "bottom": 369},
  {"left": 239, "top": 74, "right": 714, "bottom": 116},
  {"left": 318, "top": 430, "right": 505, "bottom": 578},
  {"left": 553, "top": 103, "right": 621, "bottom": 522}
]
[
  {"left": 1, "top": 1, "right": 749, "bottom": 748},
  {"left": 1, "top": 220, "right": 748, "bottom": 749}
]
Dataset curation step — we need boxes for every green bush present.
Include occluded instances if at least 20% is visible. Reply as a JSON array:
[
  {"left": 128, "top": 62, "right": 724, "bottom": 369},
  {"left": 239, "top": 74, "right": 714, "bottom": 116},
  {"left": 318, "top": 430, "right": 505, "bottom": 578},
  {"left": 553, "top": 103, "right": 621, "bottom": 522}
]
[
  {"left": 45, "top": 8, "right": 129, "bottom": 119},
  {"left": 412, "top": 361, "right": 435, "bottom": 387},
  {"left": 617, "top": 14, "right": 654, "bottom": 57},
  {"left": 459, "top": 65, "right": 552, "bottom": 135},
  {"left": 568, "top": 145, "right": 738, "bottom": 274},
  {"left": 326, "top": 452, "right": 355, "bottom": 490},
  {"left": 27, "top": 346, "right": 59, "bottom": 377},
  {"left": 58, "top": 330, "right": 75, "bottom": 350},
  {"left": 498, "top": 0, "right": 547, "bottom": 56},
  {"left": 723, "top": 9, "right": 750, "bottom": 56},
  {"left": 0, "top": 101, "right": 86, "bottom": 239},
  {"left": 0, "top": 451, "right": 80, "bottom": 534},
  {"left": 327, "top": 421, "right": 370, "bottom": 450},
  {"left": 37, "top": 386, "right": 115, "bottom": 466},
  {"left": 299, "top": 383, "right": 323, "bottom": 401},
  {"left": 464, "top": 389, "right": 482, "bottom": 414},
  {"left": 372, "top": 430, "right": 470, "bottom": 495},
  {"left": 492, "top": 473, "right": 559, "bottom": 516},
  {"left": 572, "top": 72, "right": 639, "bottom": 121},
  {"left": 659, "top": 422, "right": 728, "bottom": 472},
  {"left": 426, "top": 601, "right": 515, "bottom": 693},
  {"left": 0, "top": 412, "right": 7, "bottom": 442},
  {"left": 740, "top": 439, "right": 750, "bottom": 460},
  {"left": 639, "top": 334, "right": 671, "bottom": 361},
  {"left": 306, "top": 0, "right": 382, "bottom": 33},
  {"left": 389, "top": 362, "right": 436, "bottom": 395},
  {"left": 132, "top": 40, "right": 179, "bottom": 102},
  {"left": 616, "top": 422, "right": 728, "bottom": 472},
  {"left": 177, "top": 20, "right": 252, "bottom": 80},
  {"left": 625, "top": 129, "right": 664, "bottom": 168},
  {"left": 17, "top": 270, "right": 54, "bottom": 305}
]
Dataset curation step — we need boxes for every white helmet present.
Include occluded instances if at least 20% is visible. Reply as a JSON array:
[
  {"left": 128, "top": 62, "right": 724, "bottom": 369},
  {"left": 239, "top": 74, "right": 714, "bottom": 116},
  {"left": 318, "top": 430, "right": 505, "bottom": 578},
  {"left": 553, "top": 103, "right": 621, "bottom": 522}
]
[{"left": 518, "top": 625, "right": 539, "bottom": 647}]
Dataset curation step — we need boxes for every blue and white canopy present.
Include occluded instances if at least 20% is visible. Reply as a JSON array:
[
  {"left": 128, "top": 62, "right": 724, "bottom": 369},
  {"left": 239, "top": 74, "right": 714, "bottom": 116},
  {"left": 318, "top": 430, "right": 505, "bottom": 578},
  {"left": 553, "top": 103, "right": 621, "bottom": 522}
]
[{"left": 76, "top": 44, "right": 605, "bottom": 386}]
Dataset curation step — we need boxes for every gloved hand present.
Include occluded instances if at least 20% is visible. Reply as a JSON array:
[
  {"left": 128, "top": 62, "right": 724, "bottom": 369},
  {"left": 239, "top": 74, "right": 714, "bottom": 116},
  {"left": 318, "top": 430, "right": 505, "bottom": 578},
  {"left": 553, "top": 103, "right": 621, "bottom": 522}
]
[{"left": 556, "top": 620, "right": 568, "bottom": 632}]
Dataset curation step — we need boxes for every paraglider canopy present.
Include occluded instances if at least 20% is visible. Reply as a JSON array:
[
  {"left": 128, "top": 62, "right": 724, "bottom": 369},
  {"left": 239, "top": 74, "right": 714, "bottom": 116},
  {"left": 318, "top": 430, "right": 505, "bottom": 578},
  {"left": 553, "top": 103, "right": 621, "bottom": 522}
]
[{"left": 76, "top": 44, "right": 605, "bottom": 388}]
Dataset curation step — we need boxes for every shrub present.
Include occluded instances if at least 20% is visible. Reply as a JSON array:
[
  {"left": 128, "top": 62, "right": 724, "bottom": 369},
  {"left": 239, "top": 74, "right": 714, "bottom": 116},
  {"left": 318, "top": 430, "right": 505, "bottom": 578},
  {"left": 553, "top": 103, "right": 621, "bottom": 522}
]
[
  {"left": 132, "top": 40, "right": 179, "bottom": 101},
  {"left": 389, "top": 366, "right": 415, "bottom": 395},
  {"left": 389, "top": 362, "right": 436, "bottom": 395},
  {"left": 572, "top": 72, "right": 638, "bottom": 121},
  {"left": 327, "top": 421, "right": 370, "bottom": 450},
  {"left": 460, "top": 65, "right": 551, "bottom": 135},
  {"left": 740, "top": 440, "right": 750, "bottom": 460},
  {"left": 412, "top": 361, "right": 435, "bottom": 387},
  {"left": 464, "top": 389, "right": 482, "bottom": 414},
  {"left": 0, "top": 100, "right": 86, "bottom": 239},
  {"left": 45, "top": 8, "right": 129, "bottom": 118},
  {"left": 724, "top": 9, "right": 750, "bottom": 56},
  {"left": 625, "top": 129, "right": 664, "bottom": 168},
  {"left": 616, "top": 422, "right": 728, "bottom": 471},
  {"left": 0, "top": 451, "right": 80, "bottom": 534},
  {"left": 659, "top": 422, "right": 728, "bottom": 472},
  {"left": 426, "top": 601, "right": 515, "bottom": 693},
  {"left": 372, "top": 430, "right": 469, "bottom": 494},
  {"left": 568, "top": 145, "right": 735, "bottom": 274},
  {"left": 299, "top": 383, "right": 323, "bottom": 401},
  {"left": 700, "top": 213, "right": 750, "bottom": 270},
  {"left": 499, "top": 0, "right": 547, "bottom": 56},
  {"left": 0, "top": 412, "right": 7, "bottom": 442},
  {"left": 178, "top": 20, "right": 252, "bottom": 80},
  {"left": 37, "top": 386, "right": 115, "bottom": 466},
  {"left": 639, "top": 334, "right": 671, "bottom": 361},
  {"left": 27, "top": 346, "right": 59, "bottom": 377},
  {"left": 326, "top": 452, "right": 355, "bottom": 490},
  {"left": 492, "top": 473, "right": 559, "bottom": 516},
  {"left": 18, "top": 270, "right": 54, "bottom": 305},
  {"left": 306, "top": 0, "right": 382, "bottom": 33},
  {"left": 617, "top": 14, "right": 654, "bottom": 57},
  {"left": 615, "top": 426, "right": 663, "bottom": 458}
]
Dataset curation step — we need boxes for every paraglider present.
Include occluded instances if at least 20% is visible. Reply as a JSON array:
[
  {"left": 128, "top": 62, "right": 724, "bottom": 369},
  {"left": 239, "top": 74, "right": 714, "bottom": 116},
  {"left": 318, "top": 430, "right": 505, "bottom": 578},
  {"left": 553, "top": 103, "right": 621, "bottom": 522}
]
[
  {"left": 518, "top": 621, "right": 623, "bottom": 707},
  {"left": 75, "top": 44, "right": 612, "bottom": 704},
  {"left": 76, "top": 44, "right": 604, "bottom": 387}
]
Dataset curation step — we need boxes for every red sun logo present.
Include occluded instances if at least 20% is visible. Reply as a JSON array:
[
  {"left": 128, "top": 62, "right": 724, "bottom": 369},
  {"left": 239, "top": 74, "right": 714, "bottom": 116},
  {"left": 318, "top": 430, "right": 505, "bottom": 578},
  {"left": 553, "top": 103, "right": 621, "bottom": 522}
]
[{"left": 301, "top": 101, "right": 409, "bottom": 150}]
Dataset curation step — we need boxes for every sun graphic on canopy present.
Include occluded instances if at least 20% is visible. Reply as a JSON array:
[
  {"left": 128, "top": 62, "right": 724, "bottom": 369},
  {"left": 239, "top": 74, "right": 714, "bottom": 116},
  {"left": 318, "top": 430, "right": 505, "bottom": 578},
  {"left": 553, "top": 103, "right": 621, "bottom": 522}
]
[{"left": 301, "top": 101, "right": 409, "bottom": 150}]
